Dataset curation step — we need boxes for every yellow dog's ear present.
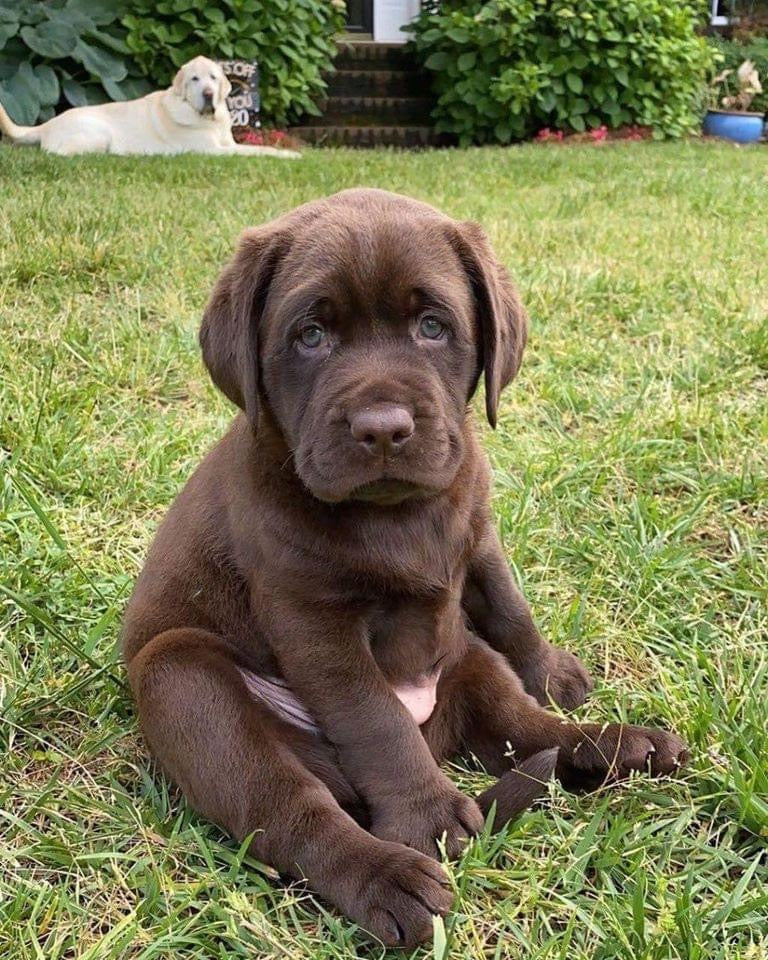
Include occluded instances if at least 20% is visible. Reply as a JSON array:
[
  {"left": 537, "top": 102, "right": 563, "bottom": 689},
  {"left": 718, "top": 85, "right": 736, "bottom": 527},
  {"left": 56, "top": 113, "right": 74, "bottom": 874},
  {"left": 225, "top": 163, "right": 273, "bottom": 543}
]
[
  {"left": 171, "top": 67, "right": 185, "bottom": 98},
  {"left": 219, "top": 72, "right": 232, "bottom": 101}
]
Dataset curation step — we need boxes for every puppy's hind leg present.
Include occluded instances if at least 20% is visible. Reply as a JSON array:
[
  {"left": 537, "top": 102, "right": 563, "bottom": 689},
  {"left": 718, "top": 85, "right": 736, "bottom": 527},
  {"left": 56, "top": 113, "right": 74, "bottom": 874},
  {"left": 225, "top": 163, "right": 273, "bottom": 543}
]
[
  {"left": 424, "top": 638, "right": 687, "bottom": 821},
  {"left": 476, "top": 749, "right": 559, "bottom": 827},
  {"left": 126, "top": 628, "right": 453, "bottom": 949}
]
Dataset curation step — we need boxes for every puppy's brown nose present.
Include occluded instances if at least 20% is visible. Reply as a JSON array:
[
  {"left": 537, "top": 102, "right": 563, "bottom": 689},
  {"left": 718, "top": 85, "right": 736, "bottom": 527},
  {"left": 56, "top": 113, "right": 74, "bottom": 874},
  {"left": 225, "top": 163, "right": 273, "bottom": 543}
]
[{"left": 349, "top": 405, "right": 414, "bottom": 457}]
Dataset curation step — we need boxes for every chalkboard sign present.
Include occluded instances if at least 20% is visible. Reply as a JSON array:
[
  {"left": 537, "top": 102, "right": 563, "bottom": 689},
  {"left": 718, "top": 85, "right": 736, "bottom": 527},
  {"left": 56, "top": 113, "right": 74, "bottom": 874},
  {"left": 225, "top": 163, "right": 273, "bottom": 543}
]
[{"left": 220, "top": 59, "right": 260, "bottom": 133}]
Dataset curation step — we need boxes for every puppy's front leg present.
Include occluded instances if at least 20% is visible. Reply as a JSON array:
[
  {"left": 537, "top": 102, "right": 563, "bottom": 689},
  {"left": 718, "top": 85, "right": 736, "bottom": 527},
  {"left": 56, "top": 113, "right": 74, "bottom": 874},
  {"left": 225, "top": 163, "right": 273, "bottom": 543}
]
[
  {"left": 463, "top": 525, "right": 593, "bottom": 710},
  {"left": 260, "top": 592, "right": 483, "bottom": 859}
]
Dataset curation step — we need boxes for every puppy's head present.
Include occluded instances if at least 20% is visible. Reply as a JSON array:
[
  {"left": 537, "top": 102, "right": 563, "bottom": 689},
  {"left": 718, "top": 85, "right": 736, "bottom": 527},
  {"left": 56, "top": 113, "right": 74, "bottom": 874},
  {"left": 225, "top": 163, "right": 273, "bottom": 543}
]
[
  {"left": 172, "top": 56, "right": 231, "bottom": 115},
  {"left": 200, "top": 189, "right": 527, "bottom": 505}
]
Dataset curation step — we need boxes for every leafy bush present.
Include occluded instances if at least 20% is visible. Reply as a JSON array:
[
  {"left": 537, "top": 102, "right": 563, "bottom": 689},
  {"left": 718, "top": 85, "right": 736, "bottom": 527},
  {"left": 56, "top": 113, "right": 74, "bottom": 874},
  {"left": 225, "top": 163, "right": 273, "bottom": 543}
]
[
  {"left": 408, "top": 0, "right": 715, "bottom": 144},
  {"left": 709, "top": 36, "right": 768, "bottom": 113},
  {"left": 0, "top": 0, "right": 150, "bottom": 125},
  {"left": 121, "top": 0, "right": 345, "bottom": 126}
]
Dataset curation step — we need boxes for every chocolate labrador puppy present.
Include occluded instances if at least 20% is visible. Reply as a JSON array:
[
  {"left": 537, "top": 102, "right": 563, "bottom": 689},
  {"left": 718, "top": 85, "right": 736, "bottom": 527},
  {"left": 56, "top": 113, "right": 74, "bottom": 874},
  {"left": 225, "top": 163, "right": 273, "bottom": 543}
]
[{"left": 122, "top": 188, "right": 687, "bottom": 947}]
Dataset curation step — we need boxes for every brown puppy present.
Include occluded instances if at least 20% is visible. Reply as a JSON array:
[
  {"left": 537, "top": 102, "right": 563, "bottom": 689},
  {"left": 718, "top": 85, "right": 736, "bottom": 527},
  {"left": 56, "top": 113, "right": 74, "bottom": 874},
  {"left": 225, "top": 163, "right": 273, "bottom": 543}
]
[{"left": 122, "top": 189, "right": 687, "bottom": 948}]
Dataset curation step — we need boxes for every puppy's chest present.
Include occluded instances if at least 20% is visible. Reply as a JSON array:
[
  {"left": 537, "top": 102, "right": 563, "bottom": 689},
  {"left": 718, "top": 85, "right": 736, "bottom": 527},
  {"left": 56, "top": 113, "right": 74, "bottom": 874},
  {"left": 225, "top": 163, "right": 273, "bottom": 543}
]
[
  {"left": 367, "top": 597, "right": 460, "bottom": 679},
  {"left": 279, "top": 499, "right": 475, "bottom": 591},
  {"left": 367, "top": 595, "right": 465, "bottom": 722}
]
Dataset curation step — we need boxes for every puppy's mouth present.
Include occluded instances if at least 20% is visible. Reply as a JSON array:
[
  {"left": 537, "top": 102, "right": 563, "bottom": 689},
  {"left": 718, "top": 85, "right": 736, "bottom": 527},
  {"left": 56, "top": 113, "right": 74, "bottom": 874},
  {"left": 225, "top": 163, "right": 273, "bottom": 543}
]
[
  {"left": 298, "top": 426, "right": 464, "bottom": 505},
  {"left": 348, "top": 478, "right": 431, "bottom": 506}
]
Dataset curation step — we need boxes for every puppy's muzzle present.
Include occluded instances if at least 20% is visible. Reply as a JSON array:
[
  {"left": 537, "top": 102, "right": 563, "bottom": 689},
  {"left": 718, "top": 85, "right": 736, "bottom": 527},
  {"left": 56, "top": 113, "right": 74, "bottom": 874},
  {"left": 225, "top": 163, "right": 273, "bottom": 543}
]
[
  {"left": 349, "top": 404, "right": 414, "bottom": 458},
  {"left": 201, "top": 88, "right": 215, "bottom": 113}
]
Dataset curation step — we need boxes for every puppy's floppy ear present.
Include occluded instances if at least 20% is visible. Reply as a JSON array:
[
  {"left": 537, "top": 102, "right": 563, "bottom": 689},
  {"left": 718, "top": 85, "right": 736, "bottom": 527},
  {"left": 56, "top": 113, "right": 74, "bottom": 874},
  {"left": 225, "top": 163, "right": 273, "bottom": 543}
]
[
  {"left": 200, "top": 225, "right": 288, "bottom": 430},
  {"left": 449, "top": 221, "right": 528, "bottom": 428},
  {"left": 171, "top": 67, "right": 185, "bottom": 98}
]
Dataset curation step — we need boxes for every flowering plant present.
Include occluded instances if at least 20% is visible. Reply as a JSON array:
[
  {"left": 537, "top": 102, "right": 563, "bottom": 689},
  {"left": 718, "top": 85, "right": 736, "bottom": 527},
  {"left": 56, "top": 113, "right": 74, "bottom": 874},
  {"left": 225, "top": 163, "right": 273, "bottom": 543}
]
[
  {"left": 709, "top": 60, "right": 763, "bottom": 112},
  {"left": 409, "top": 0, "right": 715, "bottom": 143},
  {"left": 237, "top": 128, "right": 292, "bottom": 148},
  {"left": 535, "top": 127, "right": 564, "bottom": 141}
]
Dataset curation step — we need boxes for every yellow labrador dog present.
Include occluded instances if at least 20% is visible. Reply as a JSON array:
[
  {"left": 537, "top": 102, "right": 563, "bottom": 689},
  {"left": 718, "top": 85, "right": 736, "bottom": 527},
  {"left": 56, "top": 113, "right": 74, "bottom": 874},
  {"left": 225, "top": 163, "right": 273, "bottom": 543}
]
[{"left": 0, "top": 56, "right": 298, "bottom": 158}]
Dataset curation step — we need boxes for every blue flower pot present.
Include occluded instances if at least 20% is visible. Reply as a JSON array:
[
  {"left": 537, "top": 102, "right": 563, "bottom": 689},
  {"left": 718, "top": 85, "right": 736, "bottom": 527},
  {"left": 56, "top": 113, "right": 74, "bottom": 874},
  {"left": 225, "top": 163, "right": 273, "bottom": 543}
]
[{"left": 703, "top": 110, "right": 764, "bottom": 143}]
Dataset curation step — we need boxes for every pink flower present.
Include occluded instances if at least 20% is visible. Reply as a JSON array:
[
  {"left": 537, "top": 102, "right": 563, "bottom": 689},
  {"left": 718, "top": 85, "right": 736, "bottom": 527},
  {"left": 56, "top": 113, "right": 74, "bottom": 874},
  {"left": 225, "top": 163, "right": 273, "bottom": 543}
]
[
  {"left": 241, "top": 130, "right": 265, "bottom": 145},
  {"left": 590, "top": 125, "right": 608, "bottom": 141},
  {"left": 623, "top": 125, "right": 646, "bottom": 141},
  {"left": 535, "top": 127, "right": 564, "bottom": 142}
]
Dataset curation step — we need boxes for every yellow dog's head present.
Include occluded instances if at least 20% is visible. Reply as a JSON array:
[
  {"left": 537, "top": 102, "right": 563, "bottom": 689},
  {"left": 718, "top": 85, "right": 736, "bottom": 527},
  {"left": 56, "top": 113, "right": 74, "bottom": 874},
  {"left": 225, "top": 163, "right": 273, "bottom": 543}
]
[{"left": 172, "top": 56, "right": 231, "bottom": 115}]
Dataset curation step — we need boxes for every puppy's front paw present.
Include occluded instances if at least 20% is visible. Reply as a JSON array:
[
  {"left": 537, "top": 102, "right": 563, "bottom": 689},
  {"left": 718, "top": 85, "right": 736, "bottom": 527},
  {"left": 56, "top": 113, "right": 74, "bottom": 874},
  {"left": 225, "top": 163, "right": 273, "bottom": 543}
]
[
  {"left": 371, "top": 782, "right": 484, "bottom": 860},
  {"left": 345, "top": 841, "right": 453, "bottom": 948},
  {"left": 521, "top": 645, "right": 594, "bottom": 710},
  {"left": 559, "top": 723, "right": 689, "bottom": 789}
]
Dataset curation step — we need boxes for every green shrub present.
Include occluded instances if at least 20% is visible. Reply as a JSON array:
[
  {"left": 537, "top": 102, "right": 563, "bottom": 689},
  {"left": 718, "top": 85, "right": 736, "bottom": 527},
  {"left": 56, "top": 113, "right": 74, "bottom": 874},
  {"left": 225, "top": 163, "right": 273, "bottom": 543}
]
[
  {"left": 121, "top": 0, "right": 345, "bottom": 126},
  {"left": 0, "top": 0, "right": 149, "bottom": 125},
  {"left": 408, "top": 0, "right": 715, "bottom": 144},
  {"left": 709, "top": 36, "right": 768, "bottom": 113}
]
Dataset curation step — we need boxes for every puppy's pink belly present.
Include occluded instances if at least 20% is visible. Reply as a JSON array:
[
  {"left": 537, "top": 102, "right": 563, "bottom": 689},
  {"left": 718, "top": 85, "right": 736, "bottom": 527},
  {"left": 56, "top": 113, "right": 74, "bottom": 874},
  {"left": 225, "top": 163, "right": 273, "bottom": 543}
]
[
  {"left": 239, "top": 669, "right": 439, "bottom": 731},
  {"left": 392, "top": 680, "right": 438, "bottom": 725}
]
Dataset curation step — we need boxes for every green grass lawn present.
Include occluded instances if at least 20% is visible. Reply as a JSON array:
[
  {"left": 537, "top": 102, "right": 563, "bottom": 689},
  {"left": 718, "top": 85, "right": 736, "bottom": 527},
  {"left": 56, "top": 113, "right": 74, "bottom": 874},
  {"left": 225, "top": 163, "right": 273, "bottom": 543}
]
[{"left": 1, "top": 141, "right": 766, "bottom": 959}]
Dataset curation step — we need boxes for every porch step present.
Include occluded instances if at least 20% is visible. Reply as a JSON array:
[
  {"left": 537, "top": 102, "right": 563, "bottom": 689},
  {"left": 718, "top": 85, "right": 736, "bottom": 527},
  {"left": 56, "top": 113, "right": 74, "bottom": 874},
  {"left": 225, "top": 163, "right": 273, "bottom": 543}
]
[
  {"left": 332, "top": 40, "right": 419, "bottom": 70},
  {"left": 325, "top": 68, "right": 424, "bottom": 99},
  {"left": 312, "top": 95, "right": 433, "bottom": 127},
  {"left": 290, "top": 125, "right": 446, "bottom": 148},
  {"left": 290, "top": 40, "right": 443, "bottom": 149}
]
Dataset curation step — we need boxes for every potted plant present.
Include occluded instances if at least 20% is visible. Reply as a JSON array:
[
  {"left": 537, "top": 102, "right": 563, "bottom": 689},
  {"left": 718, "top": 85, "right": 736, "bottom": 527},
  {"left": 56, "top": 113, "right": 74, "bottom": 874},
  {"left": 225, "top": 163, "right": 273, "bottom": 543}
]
[{"left": 704, "top": 59, "right": 765, "bottom": 143}]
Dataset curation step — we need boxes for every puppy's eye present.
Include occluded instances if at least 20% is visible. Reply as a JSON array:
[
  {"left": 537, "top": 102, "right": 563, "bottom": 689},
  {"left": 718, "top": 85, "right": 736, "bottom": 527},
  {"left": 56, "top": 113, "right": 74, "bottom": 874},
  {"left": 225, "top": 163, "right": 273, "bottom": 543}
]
[
  {"left": 299, "top": 324, "right": 326, "bottom": 349},
  {"left": 418, "top": 316, "right": 446, "bottom": 341},
  {"left": 191, "top": 75, "right": 199, "bottom": 82}
]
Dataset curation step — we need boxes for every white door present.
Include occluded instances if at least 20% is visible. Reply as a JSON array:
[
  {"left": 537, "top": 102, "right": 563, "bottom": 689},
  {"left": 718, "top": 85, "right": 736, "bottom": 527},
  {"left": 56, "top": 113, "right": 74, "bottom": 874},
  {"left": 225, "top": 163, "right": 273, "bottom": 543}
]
[{"left": 374, "top": 0, "right": 420, "bottom": 43}]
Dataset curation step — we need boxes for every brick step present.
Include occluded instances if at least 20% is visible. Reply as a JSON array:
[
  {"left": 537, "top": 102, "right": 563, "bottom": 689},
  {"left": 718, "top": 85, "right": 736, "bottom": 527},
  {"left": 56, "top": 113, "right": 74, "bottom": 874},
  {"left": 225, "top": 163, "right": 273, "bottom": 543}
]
[
  {"left": 333, "top": 40, "right": 420, "bottom": 71},
  {"left": 295, "top": 41, "right": 439, "bottom": 148},
  {"left": 325, "top": 68, "right": 424, "bottom": 98},
  {"left": 313, "top": 96, "right": 433, "bottom": 127},
  {"left": 290, "top": 125, "right": 450, "bottom": 148}
]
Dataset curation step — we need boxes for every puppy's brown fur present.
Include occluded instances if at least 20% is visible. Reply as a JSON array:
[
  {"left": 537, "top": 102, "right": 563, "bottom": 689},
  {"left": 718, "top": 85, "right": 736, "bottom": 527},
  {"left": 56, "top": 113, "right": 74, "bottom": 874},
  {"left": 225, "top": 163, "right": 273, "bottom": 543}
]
[{"left": 123, "top": 189, "right": 686, "bottom": 948}]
